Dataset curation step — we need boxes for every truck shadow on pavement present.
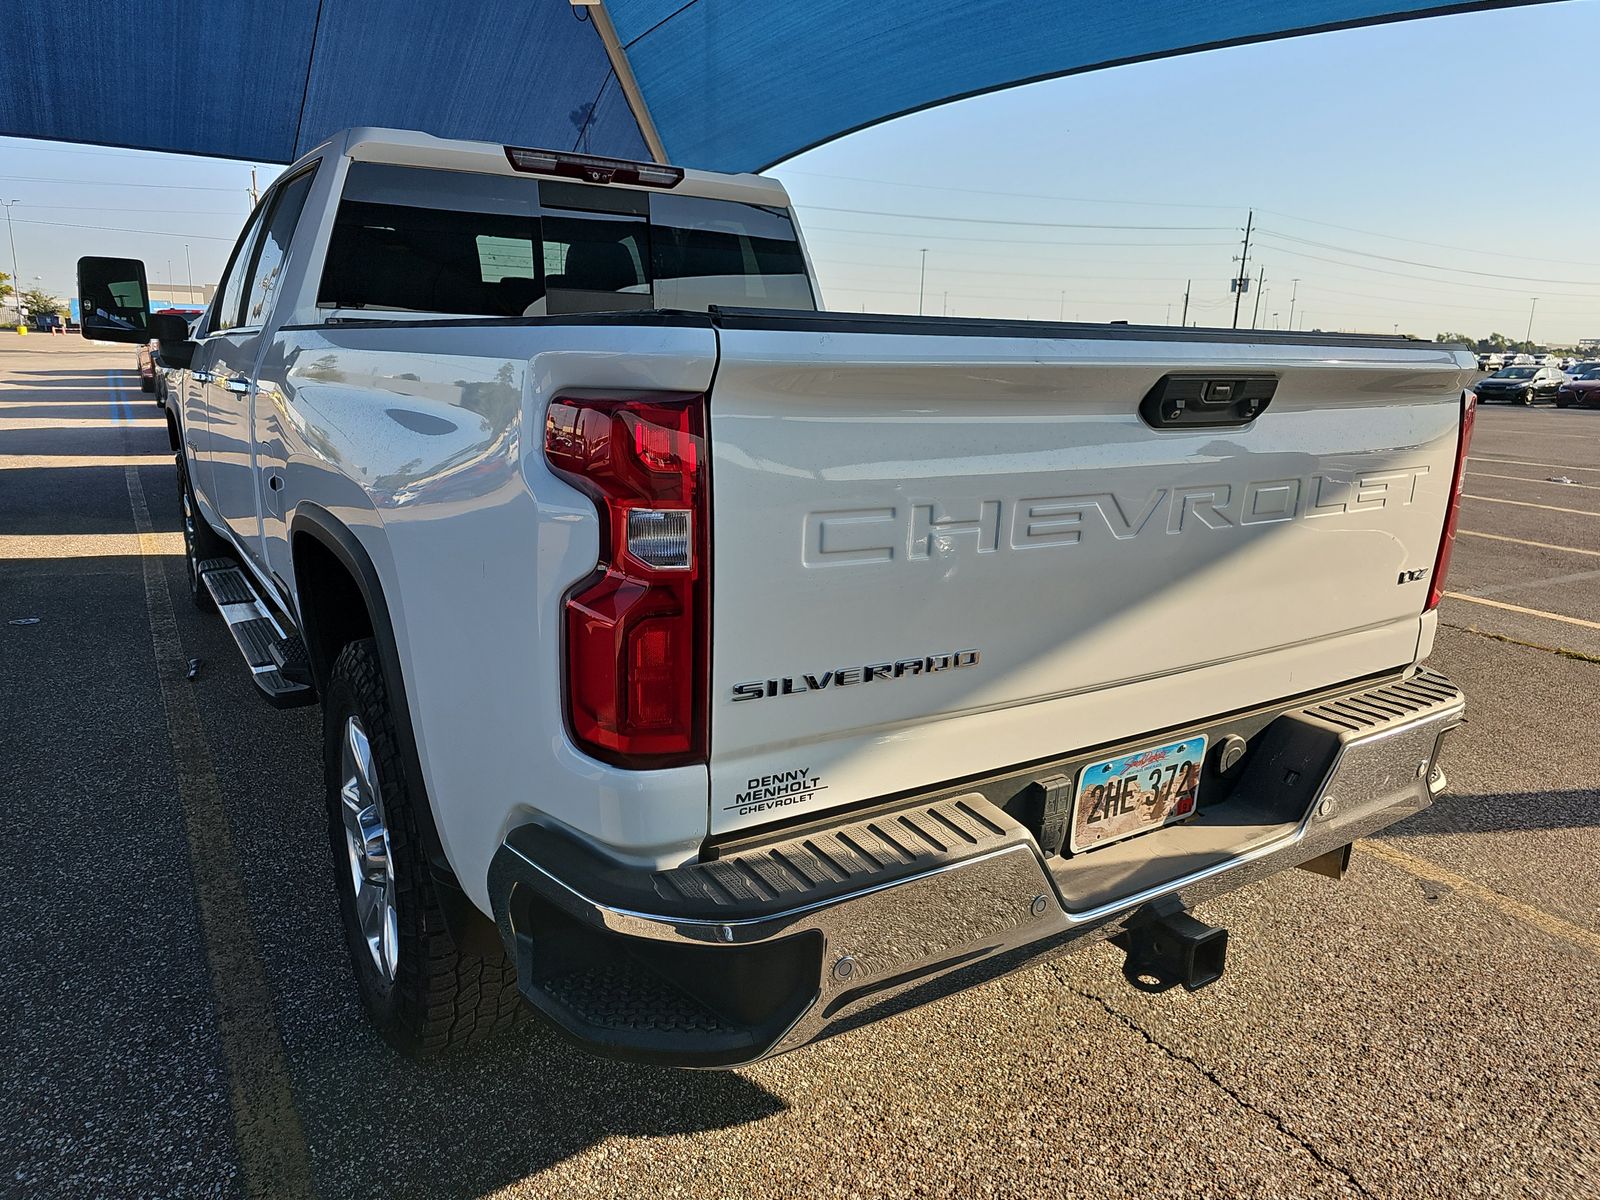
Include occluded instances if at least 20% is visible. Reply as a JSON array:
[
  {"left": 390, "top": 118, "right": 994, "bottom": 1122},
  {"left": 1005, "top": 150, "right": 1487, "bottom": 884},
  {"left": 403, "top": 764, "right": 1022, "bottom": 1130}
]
[{"left": 1394, "top": 786, "right": 1599, "bottom": 836}]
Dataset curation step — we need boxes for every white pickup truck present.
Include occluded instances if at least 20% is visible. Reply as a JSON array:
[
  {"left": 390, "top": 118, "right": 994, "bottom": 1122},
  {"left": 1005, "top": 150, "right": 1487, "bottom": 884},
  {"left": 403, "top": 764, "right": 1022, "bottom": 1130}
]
[{"left": 81, "top": 128, "right": 1471, "bottom": 1067}]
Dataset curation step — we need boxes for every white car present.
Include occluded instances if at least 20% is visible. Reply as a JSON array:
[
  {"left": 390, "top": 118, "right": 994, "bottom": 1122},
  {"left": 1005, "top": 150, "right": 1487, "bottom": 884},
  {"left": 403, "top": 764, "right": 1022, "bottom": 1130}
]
[{"left": 79, "top": 128, "right": 1471, "bottom": 1067}]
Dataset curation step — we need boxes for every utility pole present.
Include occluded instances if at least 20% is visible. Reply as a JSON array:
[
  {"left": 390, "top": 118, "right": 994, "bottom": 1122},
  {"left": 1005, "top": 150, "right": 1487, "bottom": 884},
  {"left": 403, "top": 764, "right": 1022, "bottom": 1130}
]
[
  {"left": 1059, "top": 290, "right": 1066, "bottom": 321},
  {"left": 1181, "top": 279, "right": 1191, "bottom": 327},
  {"left": 1250, "top": 266, "right": 1266, "bottom": 329},
  {"left": 1288, "top": 278, "right": 1300, "bottom": 331},
  {"left": 942, "top": 291, "right": 948, "bottom": 316},
  {"left": 0, "top": 200, "right": 21, "bottom": 325},
  {"left": 1526, "top": 297, "right": 1538, "bottom": 346},
  {"left": 1166, "top": 303, "right": 1172, "bottom": 325},
  {"left": 185, "top": 244, "right": 193, "bottom": 294},
  {"left": 918, "top": 248, "right": 928, "bottom": 316},
  {"left": 1231, "top": 209, "right": 1253, "bottom": 329}
]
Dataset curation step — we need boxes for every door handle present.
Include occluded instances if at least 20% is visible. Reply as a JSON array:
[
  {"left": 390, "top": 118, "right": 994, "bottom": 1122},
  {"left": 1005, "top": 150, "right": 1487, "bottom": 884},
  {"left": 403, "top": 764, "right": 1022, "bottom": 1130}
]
[
  {"left": 191, "top": 370, "right": 213, "bottom": 384},
  {"left": 224, "top": 378, "right": 251, "bottom": 394}
]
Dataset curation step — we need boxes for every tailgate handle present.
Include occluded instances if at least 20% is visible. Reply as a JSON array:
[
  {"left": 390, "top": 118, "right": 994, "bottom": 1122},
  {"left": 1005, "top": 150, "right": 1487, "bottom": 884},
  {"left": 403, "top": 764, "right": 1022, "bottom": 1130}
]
[{"left": 1140, "top": 374, "right": 1277, "bottom": 429}]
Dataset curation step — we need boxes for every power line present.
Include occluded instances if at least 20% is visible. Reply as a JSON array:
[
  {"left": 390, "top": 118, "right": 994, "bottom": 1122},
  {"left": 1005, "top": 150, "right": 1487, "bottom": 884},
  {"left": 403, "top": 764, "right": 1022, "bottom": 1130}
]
[
  {"left": 8, "top": 216, "right": 234, "bottom": 241},
  {"left": 776, "top": 168, "right": 1242, "bottom": 212},
  {"left": 1257, "top": 244, "right": 1600, "bottom": 300},
  {"left": 797, "top": 204, "right": 1233, "bottom": 231},
  {"left": 1256, "top": 229, "right": 1600, "bottom": 287},
  {"left": 806, "top": 224, "right": 1235, "bottom": 249},
  {"left": 1257, "top": 207, "right": 1600, "bottom": 270},
  {"left": 0, "top": 174, "right": 246, "bottom": 192},
  {"left": 12, "top": 202, "right": 244, "bottom": 216}
]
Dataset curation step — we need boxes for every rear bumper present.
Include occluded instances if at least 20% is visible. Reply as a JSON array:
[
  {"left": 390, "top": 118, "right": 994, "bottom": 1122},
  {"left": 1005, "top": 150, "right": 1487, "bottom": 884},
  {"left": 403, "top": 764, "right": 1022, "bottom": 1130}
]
[{"left": 490, "top": 669, "right": 1463, "bottom": 1068}]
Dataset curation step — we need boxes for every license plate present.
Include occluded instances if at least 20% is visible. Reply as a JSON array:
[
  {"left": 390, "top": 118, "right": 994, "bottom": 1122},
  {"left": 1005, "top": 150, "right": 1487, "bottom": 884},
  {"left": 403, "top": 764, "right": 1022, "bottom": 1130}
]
[{"left": 1070, "top": 735, "right": 1207, "bottom": 854}]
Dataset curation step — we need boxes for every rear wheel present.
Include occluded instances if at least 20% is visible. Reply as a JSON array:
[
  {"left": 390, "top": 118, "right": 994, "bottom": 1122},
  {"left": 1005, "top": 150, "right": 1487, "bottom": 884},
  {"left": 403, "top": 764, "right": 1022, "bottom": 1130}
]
[
  {"left": 176, "top": 453, "right": 226, "bottom": 610},
  {"left": 140, "top": 373, "right": 154, "bottom": 393},
  {"left": 322, "top": 638, "right": 523, "bottom": 1054}
]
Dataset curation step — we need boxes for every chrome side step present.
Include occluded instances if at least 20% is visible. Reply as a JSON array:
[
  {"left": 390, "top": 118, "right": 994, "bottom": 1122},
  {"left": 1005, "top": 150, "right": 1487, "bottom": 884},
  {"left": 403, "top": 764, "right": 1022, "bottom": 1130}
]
[{"left": 196, "top": 557, "right": 316, "bottom": 708}]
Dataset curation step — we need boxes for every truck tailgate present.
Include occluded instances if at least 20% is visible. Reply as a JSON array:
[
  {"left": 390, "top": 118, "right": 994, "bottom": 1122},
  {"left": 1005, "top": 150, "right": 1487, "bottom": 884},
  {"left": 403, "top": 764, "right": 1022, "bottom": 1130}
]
[{"left": 704, "top": 318, "right": 1472, "bottom": 835}]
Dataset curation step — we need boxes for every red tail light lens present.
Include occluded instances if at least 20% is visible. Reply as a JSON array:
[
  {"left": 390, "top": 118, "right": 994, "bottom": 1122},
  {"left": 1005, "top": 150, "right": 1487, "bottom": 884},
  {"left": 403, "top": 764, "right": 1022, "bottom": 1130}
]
[
  {"left": 1427, "top": 389, "right": 1476, "bottom": 611},
  {"left": 545, "top": 392, "right": 708, "bottom": 768}
]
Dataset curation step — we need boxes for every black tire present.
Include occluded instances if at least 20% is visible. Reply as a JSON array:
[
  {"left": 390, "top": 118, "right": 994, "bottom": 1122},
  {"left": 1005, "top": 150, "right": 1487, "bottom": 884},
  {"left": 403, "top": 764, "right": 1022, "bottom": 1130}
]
[
  {"left": 140, "top": 373, "right": 155, "bottom": 393},
  {"left": 176, "top": 452, "right": 227, "bottom": 610},
  {"left": 1555, "top": 396, "right": 1570, "bottom": 409},
  {"left": 322, "top": 638, "right": 523, "bottom": 1055}
]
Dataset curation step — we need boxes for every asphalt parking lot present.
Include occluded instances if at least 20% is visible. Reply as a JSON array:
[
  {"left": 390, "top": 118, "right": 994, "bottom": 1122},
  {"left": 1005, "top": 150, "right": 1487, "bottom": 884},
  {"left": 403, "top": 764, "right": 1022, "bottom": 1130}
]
[{"left": 2, "top": 336, "right": 1596, "bottom": 1200}]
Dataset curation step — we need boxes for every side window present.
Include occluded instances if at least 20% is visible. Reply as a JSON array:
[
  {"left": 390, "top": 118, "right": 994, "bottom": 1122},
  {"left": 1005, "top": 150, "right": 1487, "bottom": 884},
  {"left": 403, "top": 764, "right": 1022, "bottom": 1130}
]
[
  {"left": 241, "top": 168, "right": 317, "bottom": 328},
  {"left": 212, "top": 207, "right": 268, "bottom": 334}
]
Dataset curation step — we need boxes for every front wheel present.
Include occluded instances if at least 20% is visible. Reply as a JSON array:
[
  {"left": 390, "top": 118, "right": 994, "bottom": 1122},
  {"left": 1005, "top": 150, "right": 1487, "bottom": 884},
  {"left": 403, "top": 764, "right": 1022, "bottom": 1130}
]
[
  {"left": 139, "top": 373, "right": 155, "bottom": 393},
  {"left": 322, "top": 638, "right": 523, "bottom": 1054},
  {"left": 176, "top": 453, "right": 226, "bottom": 610},
  {"left": 1555, "top": 395, "right": 1570, "bottom": 409}
]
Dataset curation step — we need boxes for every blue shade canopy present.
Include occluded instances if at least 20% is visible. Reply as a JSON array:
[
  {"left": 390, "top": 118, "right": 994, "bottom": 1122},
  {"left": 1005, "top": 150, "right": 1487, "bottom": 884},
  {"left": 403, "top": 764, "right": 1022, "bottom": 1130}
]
[{"left": 0, "top": 1, "right": 1545, "bottom": 170}]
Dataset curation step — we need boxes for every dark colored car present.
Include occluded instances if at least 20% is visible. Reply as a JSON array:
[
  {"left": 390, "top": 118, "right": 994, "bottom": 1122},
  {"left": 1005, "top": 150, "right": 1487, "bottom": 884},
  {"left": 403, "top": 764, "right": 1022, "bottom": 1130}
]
[
  {"left": 1555, "top": 368, "right": 1600, "bottom": 409},
  {"left": 1474, "top": 365, "right": 1564, "bottom": 405},
  {"left": 136, "top": 339, "right": 158, "bottom": 391},
  {"left": 145, "top": 308, "right": 204, "bottom": 404}
]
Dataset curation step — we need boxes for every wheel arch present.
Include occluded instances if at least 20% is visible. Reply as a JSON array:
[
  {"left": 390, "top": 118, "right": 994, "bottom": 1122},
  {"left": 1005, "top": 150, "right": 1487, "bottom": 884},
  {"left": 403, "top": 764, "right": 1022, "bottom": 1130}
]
[{"left": 289, "top": 504, "right": 500, "bottom": 951}]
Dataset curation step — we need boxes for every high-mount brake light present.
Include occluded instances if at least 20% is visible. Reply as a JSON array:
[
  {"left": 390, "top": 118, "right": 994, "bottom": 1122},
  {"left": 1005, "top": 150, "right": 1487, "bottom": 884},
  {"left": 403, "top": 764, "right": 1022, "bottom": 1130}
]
[
  {"left": 1427, "top": 389, "right": 1477, "bottom": 611},
  {"left": 503, "top": 145, "right": 684, "bottom": 189},
  {"left": 544, "top": 392, "right": 708, "bottom": 768}
]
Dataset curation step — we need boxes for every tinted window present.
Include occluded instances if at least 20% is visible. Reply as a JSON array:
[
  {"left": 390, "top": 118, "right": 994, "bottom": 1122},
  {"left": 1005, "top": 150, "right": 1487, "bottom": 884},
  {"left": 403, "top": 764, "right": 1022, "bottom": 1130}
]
[
  {"left": 241, "top": 168, "right": 316, "bottom": 327},
  {"left": 650, "top": 194, "right": 814, "bottom": 310},
  {"left": 1499, "top": 367, "right": 1536, "bottom": 378},
  {"left": 213, "top": 206, "right": 268, "bottom": 333},
  {"left": 317, "top": 163, "right": 815, "bottom": 318}
]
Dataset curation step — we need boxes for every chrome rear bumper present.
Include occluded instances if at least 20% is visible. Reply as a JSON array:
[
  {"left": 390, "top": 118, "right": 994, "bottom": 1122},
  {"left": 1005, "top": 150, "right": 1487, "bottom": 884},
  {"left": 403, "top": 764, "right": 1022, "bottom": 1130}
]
[{"left": 490, "top": 669, "right": 1463, "bottom": 1067}]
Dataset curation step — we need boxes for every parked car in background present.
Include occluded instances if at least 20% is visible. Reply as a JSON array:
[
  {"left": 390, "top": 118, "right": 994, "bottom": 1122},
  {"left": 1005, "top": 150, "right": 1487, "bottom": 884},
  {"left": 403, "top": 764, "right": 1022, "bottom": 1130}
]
[
  {"left": 136, "top": 339, "right": 158, "bottom": 391},
  {"left": 1555, "top": 368, "right": 1600, "bottom": 409},
  {"left": 144, "top": 308, "right": 204, "bottom": 401},
  {"left": 1474, "top": 364, "right": 1565, "bottom": 404}
]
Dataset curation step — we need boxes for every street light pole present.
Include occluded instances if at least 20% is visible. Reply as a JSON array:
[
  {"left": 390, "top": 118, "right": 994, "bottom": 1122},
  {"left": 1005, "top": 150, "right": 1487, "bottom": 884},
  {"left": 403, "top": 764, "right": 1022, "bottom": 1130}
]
[
  {"left": 1526, "top": 297, "right": 1539, "bottom": 346},
  {"left": 1, "top": 200, "right": 21, "bottom": 324},
  {"left": 918, "top": 248, "right": 928, "bottom": 316},
  {"left": 185, "top": 244, "right": 194, "bottom": 295},
  {"left": 1288, "top": 278, "right": 1300, "bottom": 331}
]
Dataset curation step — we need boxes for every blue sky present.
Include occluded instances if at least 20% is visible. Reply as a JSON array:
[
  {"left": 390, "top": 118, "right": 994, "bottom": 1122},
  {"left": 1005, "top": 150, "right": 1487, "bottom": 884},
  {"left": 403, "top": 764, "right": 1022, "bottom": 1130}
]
[{"left": 3, "top": 0, "right": 1596, "bottom": 342}]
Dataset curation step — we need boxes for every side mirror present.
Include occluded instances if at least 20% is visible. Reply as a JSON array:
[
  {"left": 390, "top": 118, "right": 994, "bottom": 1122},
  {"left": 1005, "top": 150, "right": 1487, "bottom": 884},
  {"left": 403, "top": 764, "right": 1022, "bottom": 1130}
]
[
  {"left": 76, "top": 256, "right": 151, "bottom": 344},
  {"left": 149, "top": 312, "right": 197, "bottom": 368}
]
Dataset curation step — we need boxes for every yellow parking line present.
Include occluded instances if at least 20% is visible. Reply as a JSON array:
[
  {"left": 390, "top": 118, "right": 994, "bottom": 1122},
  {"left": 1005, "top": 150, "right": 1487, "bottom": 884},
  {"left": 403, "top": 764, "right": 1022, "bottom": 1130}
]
[
  {"left": 1457, "top": 530, "right": 1600, "bottom": 558},
  {"left": 1462, "top": 494, "right": 1600, "bottom": 518},
  {"left": 1442, "top": 592, "right": 1600, "bottom": 630},
  {"left": 0, "top": 416, "right": 164, "bottom": 430},
  {"left": 0, "top": 531, "right": 183, "bottom": 558},
  {"left": 1469, "top": 470, "right": 1600, "bottom": 492},
  {"left": 0, "top": 454, "right": 174, "bottom": 470},
  {"left": 124, "top": 465, "right": 313, "bottom": 1198},
  {"left": 1361, "top": 841, "right": 1600, "bottom": 959}
]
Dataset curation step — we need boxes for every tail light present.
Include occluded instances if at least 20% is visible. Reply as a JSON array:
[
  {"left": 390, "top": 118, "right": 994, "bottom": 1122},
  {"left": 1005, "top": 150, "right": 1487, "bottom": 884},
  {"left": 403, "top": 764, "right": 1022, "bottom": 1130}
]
[
  {"left": 1426, "top": 389, "right": 1476, "bottom": 611},
  {"left": 544, "top": 392, "right": 708, "bottom": 767}
]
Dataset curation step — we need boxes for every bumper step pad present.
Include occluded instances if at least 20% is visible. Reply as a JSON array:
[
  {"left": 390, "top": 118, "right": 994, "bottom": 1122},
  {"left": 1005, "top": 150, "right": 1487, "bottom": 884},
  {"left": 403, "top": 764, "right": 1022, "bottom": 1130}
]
[{"left": 196, "top": 558, "right": 315, "bottom": 708}]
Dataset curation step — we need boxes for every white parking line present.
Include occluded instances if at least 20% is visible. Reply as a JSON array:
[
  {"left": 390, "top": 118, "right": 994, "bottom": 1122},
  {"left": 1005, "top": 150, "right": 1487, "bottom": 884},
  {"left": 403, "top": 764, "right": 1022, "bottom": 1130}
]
[
  {"left": 1462, "top": 495, "right": 1600, "bottom": 518},
  {"left": 1470, "top": 456, "right": 1600, "bottom": 475},
  {"left": 1458, "top": 530, "right": 1600, "bottom": 558},
  {"left": 1443, "top": 592, "right": 1600, "bottom": 631},
  {"left": 1468, "top": 471, "right": 1600, "bottom": 491}
]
